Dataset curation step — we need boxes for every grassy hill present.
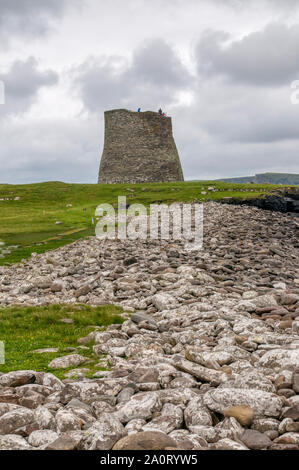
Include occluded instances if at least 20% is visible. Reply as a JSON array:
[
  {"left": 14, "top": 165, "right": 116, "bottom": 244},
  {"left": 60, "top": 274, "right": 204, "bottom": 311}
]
[
  {"left": 0, "top": 180, "right": 293, "bottom": 265},
  {"left": 216, "top": 172, "right": 299, "bottom": 185}
]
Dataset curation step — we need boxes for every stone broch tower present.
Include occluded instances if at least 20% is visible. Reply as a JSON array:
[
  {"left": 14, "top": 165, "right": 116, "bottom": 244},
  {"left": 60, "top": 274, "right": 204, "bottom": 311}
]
[{"left": 98, "top": 109, "right": 184, "bottom": 184}]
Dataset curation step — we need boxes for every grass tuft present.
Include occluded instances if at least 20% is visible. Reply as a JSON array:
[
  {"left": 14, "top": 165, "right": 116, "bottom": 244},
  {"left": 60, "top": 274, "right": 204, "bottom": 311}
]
[{"left": 0, "top": 304, "right": 124, "bottom": 379}]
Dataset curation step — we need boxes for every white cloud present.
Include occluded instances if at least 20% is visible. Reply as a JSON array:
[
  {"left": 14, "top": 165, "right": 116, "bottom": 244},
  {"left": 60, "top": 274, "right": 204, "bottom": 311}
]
[{"left": 0, "top": 0, "right": 299, "bottom": 184}]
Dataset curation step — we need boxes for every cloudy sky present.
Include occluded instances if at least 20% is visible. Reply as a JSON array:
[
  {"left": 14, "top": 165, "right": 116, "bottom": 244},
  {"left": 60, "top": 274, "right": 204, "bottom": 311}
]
[{"left": 0, "top": 0, "right": 299, "bottom": 184}]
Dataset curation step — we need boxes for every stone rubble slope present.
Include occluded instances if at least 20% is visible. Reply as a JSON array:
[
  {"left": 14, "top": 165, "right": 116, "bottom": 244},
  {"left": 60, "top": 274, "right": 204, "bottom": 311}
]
[{"left": 0, "top": 203, "right": 298, "bottom": 450}]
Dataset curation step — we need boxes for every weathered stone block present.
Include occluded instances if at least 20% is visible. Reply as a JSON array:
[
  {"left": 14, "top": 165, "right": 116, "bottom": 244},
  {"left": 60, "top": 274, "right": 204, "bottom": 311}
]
[{"left": 98, "top": 109, "right": 184, "bottom": 184}]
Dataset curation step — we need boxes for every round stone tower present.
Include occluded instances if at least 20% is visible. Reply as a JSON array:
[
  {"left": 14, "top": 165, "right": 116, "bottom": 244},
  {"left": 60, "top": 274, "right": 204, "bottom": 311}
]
[{"left": 98, "top": 109, "right": 184, "bottom": 184}]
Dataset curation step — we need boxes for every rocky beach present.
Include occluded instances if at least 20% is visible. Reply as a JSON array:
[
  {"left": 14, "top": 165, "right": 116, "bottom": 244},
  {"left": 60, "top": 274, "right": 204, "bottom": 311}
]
[{"left": 0, "top": 202, "right": 298, "bottom": 450}]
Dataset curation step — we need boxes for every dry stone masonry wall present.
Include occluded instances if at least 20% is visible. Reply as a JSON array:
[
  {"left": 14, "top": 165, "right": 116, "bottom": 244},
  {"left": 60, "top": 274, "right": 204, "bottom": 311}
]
[{"left": 98, "top": 109, "right": 184, "bottom": 184}]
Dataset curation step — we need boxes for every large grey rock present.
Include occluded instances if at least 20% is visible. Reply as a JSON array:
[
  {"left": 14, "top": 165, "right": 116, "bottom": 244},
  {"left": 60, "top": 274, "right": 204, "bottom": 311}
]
[
  {"left": 215, "top": 416, "right": 244, "bottom": 440},
  {"left": 184, "top": 397, "right": 213, "bottom": 428},
  {"left": 203, "top": 388, "right": 284, "bottom": 418},
  {"left": 281, "top": 293, "right": 299, "bottom": 305},
  {"left": 0, "top": 434, "right": 32, "bottom": 450},
  {"left": 142, "top": 404, "right": 183, "bottom": 434},
  {"left": 218, "top": 370, "right": 275, "bottom": 393},
  {"left": 79, "top": 413, "right": 125, "bottom": 450},
  {"left": 0, "top": 371, "right": 35, "bottom": 388},
  {"left": 55, "top": 408, "right": 83, "bottom": 432},
  {"left": 48, "top": 354, "right": 87, "bottom": 369},
  {"left": 131, "top": 312, "right": 157, "bottom": 327},
  {"left": 169, "top": 430, "right": 209, "bottom": 450},
  {"left": 187, "top": 425, "right": 218, "bottom": 443},
  {"left": 240, "top": 429, "right": 272, "bottom": 450},
  {"left": 214, "top": 438, "right": 248, "bottom": 450},
  {"left": 172, "top": 357, "right": 229, "bottom": 385},
  {"left": 35, "top": 372, "right": 64, "bottom": 391},
  {"left": 33, "top": 348, "right": 59, "bottom": 354},
  {"left": 116, "top": 392, "right": 162, "bottom": 423},
  {"left": 125, "top": 419, "right": 146, "bottom": 435},
  {"left": 186, "top": 349, "right": 233, "bottom": 367},
  {"left": 34, "top": 406, "right": 56, "bottom": 430},
  {"left": 142, "top": 415, "right": 180, "bottom": 434},
  {"left": 252, "top": 295, "right": 278, "bottom": 308},
  {"left": 28, "top": 430, "right": 59, "bottom": 448},
  {"left": 0, "top": 403, "right": 20, "bottom": 418},
  {"left": 61, "top": 380, "right": 122, "bottom": 404},
  {"left": 251, "top": 418, "right": 280, "bottom": 433},
  {"left": 0, "top": 407, "right": 34, "bottom": 434},
  {"left": 273, "top": 432, "right": 299, "bottom": 445},
  {"left": 45, "top": 433, "right": 83, "bottom": 451},
  {"left": 152, "top": 293, "right": 177, "bottom": 311}
]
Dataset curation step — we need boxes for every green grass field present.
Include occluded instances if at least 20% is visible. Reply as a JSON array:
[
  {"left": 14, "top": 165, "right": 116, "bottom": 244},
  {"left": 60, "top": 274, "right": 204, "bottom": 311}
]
[
  {"left": 0, "top": 180, "right": 289, "bottom": 265},
  {"left": 0, "top": 180, "right": 294, "bottom": 376},
  {"left": 0, "top": 304, "right": 124, "bottom": 379}
]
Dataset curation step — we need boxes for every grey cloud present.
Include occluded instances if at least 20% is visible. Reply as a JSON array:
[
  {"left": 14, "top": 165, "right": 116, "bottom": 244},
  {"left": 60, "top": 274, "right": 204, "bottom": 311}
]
[
  {"left": 1, "top": 1, "right": 299, "bottom": 184},
  {"left": 0, "top": 57, "right": 58, "bottom": 115},
  {"left": 210, "top": 0, "right": 299, "bottom": 10},
  {"left": 173, "top": 78, "right": 299, "bottom": 145},
  {"left": 172, "top": 103, "right": 299, "bottom": 179},
  {"left": 0, "top": 0, "right": 81, "bottom": 42},
  {"left": 74, "top": 39, "right": 193, "bottom": 113},
  {"left": 0, "top": 0, "right": 62, "bottom": 37},
  {"left": 182, "top": 140, "right": 299, "bottom": 180},
  {"left": 73, "top": 57, "right": 131, "bottom": 113},
  {"left": 130, "top": 39, "right": 189, "bottom": 87},
  {"left": 196, "top": 23, "right": 299, "bottom": 86},
  {"left": 0, "top": 116, "right": 100, "bottom": 184}
]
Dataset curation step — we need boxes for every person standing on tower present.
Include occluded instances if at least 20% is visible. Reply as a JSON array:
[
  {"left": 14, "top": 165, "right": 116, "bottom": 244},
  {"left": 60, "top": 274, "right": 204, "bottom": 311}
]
[{"left": 158, "top": 108, "right": 162, "bottom": 115}]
